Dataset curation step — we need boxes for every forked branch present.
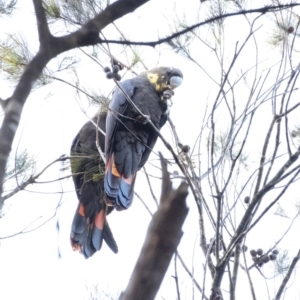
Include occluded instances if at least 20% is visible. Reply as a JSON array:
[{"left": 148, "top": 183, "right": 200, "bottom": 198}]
[{"left": 119, "top": 153, "right": 189, "bottom": 300}]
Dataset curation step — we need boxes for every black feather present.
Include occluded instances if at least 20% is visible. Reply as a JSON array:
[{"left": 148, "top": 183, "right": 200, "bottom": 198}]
[
  {"left": 70, "top": 110, "right": 118, "bottom": 258},
  {"left": 71, "top": 67, "right": 183, "bottom": 257}
]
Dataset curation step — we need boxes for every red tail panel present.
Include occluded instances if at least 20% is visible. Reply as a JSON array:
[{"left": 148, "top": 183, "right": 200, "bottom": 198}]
[{"left": 94, "top": 209, "right": 105, "bottom": 230}]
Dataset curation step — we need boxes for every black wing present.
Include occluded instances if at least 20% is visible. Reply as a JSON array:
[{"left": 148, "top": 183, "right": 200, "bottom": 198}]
[{"left": 70, "top": 112, "right": 118, "bottom": 258}]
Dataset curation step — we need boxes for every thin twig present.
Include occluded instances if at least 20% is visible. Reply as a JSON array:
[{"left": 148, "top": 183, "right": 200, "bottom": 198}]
[
  {"left": 120, "top": 154, "right": 189, "bottom": 300},
  {"left": 143, "top": 166, "right": 158, "bottom": 207},
  {"left": 230, "top": 244, "right": 241, "bottom": 300},
  {"left": 173, "top": 252, "right": 181, "bottom": 300},
  {"left": 2, "top": 155, "right": 68, "bottom": 201},
  {"left": 242, "top": 244, "right": 257, "bottom": 300}
]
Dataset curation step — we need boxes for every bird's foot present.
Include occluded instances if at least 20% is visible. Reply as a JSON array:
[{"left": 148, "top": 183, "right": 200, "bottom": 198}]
[
  {"left": 161, "top": 89, "right": 174, "bottom": 101},
  {"left": 135, "top": 114, "right": 150, "bottom": 124}
]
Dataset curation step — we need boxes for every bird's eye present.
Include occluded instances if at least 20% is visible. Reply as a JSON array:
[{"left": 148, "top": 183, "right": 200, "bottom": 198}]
[
  {"left": 170, "top": 76, "right": 183, "bottom": 88},
  {"left": 166, "top": 68, "right": 172, "bottom": 75}
]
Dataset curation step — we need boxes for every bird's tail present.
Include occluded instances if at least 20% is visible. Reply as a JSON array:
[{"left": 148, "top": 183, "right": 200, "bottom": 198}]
[
  {"left": 104, "top": 155, "right": 136, "bottom": 209},
  {"left": 70, "top": 203, "right": 118, "bottom": 258}
]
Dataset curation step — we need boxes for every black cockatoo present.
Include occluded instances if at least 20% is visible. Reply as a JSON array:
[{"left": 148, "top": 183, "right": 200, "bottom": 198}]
[
  {"left": 104, "top": 67, "right": 183, "bottom": 209},
  {"left": 70, "top": 109, "right": 118, "bottom": 258},
  {"left": 70, "top": 67, "right": 183, "bottom": 258}
]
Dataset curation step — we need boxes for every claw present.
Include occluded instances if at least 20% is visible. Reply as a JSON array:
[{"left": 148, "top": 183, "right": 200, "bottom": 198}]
[
  {"left": 135, "top": 114, "right": 150, "bottom": 124},
  {"left": 162, "top": 89, "right": 174, "bottom": 101}
]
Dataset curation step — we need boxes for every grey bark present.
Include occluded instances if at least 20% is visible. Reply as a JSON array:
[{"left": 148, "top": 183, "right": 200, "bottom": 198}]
[{"left": 120, "top": 154, "right": 189, "bottom": 300}]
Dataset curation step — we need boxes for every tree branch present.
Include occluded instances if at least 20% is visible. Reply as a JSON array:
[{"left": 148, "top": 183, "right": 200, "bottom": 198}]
[
  {"left": 0, "top": 51, "right": 52, "bottom": 206},
  {"left": 275, "top": 249, "right": 300, "bottom": 300},
  {"left": 210, "top": 148, "right": 300, "bottom": 298},
  {"left": 56, "top": 0, "right": 150, "bottom": 52},
  {"left": 119, "top": 153, "right": 189, "bottom": 300},
  {"left": 98, "top": 4, "right": 300, "bottom": 47},
  {"left": 230, "top": 244, "right": 241, "bottom": 300},
  {"left": 2, "top": 155, "right": 68, "bottom": 201},
  {"left": 32, "top": 0, "right": 52, "bottom": 45},
  {"left": 0, "top": 0, "right": 151, "bottom": 205}
]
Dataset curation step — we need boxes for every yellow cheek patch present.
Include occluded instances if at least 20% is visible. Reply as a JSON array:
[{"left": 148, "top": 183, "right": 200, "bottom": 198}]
[
  {"left": 147, "top": 73, "right": 168, "bottom": 92},
  {"left": 147, "top": 73, "right": 159, "bottom": 89}
]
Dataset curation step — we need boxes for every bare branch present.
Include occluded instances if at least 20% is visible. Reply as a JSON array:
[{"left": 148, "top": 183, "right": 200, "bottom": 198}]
[
  {"left": 2, "top": 155, "right": 68, "bottom": 201},
  {"left": 143, "top": 166, "right": 158, "bottom": 207},
  {"left": 173, "top": 253, "right": 181, "bottom": 300},
  {"left": 247, "top": 168, "right": 300, "bottom": 234},
  {"left": 0, "top": 195, "right": 63, "bottom": 239},
  {"left": 230, "top": 244, "right": 241, "bottom": 300},
  {"left": 168, "top": 116, "right": 216, "bottom": 276},
  {"left": 176, "top": 252, "right": 208, "bottom": 300},
  {"left": 242, "top": 248, "right": 257, "bottom": 300},
  {"left": 135, "top": 191, "right": 153, "bottom": 216},
  {"left": 120, "top": 154, "right": 189, "bottom": 300},
  {"left": 98, "top": 4, "right": 300, "bottom": 47},
  {"left": 32, "top": 0, "right": 52, "bottom": 45}
]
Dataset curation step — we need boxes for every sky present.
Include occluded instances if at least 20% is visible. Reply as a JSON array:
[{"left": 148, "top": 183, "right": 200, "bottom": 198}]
[{"left": 1, "top": 0, "right": 300, "bottom": 300}]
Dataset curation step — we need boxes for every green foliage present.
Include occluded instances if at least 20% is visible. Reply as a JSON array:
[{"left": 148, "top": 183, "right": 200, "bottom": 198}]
[
  {"left": 0, "top": 35, "right": 30, "bottom": 83},
  {"left": 210, "top": 131, "right": 248, "bottom": 166},
  {"left": 130, "top": 48, "right": 144, "bottom": 67},
  {"left": 87, "top": 91, "right": 111, "bottom": 107},
  {"left": 70, "top": 147, "right": 105, "bottom": 183},
  {"left": 0, "top": 35, "right": 53, "bottom": 87},
  {"left": 166, "top": 32, "right": 194, "bottom": 58},
  {"left": 44, "top": 0, "right": 108, "bottom": 26},
  {"left": 0, "top": 0, "right": 17, "bottom": 15},
  {"left": 4, "top": 149, "right": 36, "bottom": 187},
  {"left": 165, "top": 5, "right": 194, "bottom": 58},
  {"left": 0, "top": 34, "right": 81, "bottom": 87},
  {"left": 43, "top": 0, "right": 61, "bottom": 20},
  {"left": 268, "top": 24, "right": 290, "bottom": 49},
  {"left": 208, "top": 0, "right": 228, "bottom": 24},
  {"left": 274, "top": 249, "right": 290, "bottom": 275},
  {"left": 267, "top": 10, "right": 299, "bottom": 50},
  {"left": 274, "top": 204, "right": 288, "bottom": 218}
]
